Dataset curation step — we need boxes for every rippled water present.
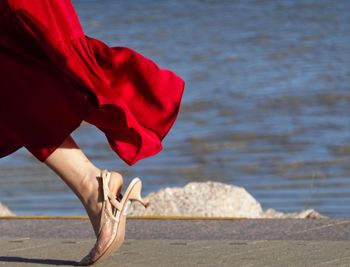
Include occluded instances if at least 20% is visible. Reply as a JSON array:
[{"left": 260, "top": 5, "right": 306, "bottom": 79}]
[{"left": 0, "top": 0, "right": 349, "bottom": 217}]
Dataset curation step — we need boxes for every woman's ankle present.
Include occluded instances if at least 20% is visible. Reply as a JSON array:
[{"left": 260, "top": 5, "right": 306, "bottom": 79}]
[{"left": 79, "top": 167, "right": 102, "bottom": 207}]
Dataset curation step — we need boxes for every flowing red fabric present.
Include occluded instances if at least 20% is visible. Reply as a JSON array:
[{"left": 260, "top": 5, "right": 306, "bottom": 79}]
[{"left": 0, "top": 0, "right": 184, "bottom": 165}]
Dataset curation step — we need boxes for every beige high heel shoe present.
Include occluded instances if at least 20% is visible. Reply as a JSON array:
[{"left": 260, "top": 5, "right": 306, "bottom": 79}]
[{"left": 77, "top": 170, "right": 149, "bottom": 266}]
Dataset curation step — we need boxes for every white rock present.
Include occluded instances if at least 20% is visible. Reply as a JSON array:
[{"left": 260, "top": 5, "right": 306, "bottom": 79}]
[
  {"left": 0, "top": 202, "right": 15, "bottom": 216},
  {"left": 128, "top": 181, "right": 327, "bottom": 219},
  {"left": 128, "top": 181, "right": 263, "bottom": 218},
  {"left": 262, "top": 208, "right": 327, "bottom": 219}
]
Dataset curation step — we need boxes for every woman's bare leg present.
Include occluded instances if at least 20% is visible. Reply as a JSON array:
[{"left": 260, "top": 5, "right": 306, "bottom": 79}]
[{"left": 44, "top": 135, "right": 123, "bottom": 236}]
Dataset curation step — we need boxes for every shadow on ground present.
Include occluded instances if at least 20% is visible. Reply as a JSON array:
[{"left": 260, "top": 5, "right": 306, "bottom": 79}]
[{"left": 0, "top": 256, "right": 77, "bottom": 266}]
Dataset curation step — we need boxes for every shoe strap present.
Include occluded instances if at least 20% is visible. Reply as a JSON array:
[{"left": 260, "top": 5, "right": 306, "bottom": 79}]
[{"left": 101, "top": 170, "right": 122, "bottom": 211}]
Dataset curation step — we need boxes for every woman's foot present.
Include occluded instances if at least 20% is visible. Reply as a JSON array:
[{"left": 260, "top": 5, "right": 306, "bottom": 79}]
[
  {"left": 81, "top": 170, "right": 123, "bottom": 236},
  {"left": 78, "top": 172, "right": 148, "bottom": 265}
]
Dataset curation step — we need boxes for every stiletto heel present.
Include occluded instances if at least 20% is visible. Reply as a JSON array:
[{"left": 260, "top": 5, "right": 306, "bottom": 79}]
[
  {"left": 127, "top": 178, "right": 150, "bottom": 208},
  {"left": 78, "top": 170, "right": 148, "bottom": 266}
]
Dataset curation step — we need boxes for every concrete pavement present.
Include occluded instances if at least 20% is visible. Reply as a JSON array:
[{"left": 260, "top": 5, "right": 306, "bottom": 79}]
[{"left": 1, "top": 217, "right": 350, "bottom": 266}]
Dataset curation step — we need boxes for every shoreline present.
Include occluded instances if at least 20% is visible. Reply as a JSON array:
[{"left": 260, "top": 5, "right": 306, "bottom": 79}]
[{"left": 0, "top": 181, "right": 327, "bottom": 219}]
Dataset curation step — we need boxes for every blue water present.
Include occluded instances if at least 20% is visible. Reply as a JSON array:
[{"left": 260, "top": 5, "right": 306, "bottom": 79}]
[{"left": 0, "top": 0, "right": 350, "bottom": 217}]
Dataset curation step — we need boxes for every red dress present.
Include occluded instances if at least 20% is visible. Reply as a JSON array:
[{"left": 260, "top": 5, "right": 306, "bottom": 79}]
[{"left": 0, "top": 0, "right": 184, "bottom": 165}]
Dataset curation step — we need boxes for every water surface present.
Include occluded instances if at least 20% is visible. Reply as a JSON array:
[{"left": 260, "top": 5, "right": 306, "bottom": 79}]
[{"left": 0, "top": 0, "right": 349, "bottom": 217}]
